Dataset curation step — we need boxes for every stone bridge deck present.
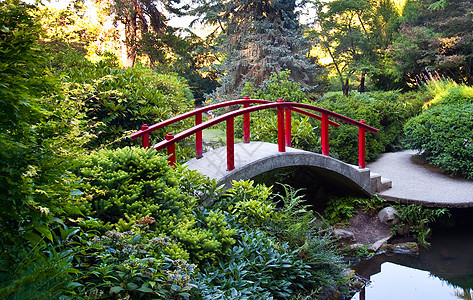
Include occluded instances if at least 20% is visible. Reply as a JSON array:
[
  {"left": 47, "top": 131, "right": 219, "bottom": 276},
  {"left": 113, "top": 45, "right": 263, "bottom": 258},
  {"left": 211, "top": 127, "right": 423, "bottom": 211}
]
[{"left": 184, "top": 141, "right": 391, "bottom": 195}]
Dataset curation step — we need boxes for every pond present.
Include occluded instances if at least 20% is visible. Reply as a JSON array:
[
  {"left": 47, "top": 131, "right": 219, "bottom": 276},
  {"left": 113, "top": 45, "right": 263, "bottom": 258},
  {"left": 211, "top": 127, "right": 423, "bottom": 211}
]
[{"left": 351, "top": 214, "right": 473, "bottom": 300}]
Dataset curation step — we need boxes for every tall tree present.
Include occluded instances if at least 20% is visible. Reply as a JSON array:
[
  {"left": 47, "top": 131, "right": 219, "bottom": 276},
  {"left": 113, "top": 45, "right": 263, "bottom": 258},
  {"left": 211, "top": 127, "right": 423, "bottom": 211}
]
[
  {"left": 390, "top": 0, "right": 473, "bottom": 85},
  {"left": 309, "top": 0, "right": 401, "bottom": 95},
  {"left": 102, "top": 0, "right": 180, "bottom": 67},
  {"left": 193, "top": 0, "right": 318, "bottom": 100}
]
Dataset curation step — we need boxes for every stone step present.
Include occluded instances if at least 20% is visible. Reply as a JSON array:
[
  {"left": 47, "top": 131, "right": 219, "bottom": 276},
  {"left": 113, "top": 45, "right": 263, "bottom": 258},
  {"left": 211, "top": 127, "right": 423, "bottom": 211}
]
[
  {"left": 380, "top": 177, "right": 392, "bottom": 192},
  {"left": 370, "top": 172, "right": 392, "bottom": 194}
]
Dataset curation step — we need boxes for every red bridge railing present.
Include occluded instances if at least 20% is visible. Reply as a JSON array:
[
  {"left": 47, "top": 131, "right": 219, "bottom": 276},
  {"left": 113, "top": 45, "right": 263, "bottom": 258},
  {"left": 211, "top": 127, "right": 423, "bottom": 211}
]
[{"left": 130, "top": 96, "right": 379, "bottom": 170}]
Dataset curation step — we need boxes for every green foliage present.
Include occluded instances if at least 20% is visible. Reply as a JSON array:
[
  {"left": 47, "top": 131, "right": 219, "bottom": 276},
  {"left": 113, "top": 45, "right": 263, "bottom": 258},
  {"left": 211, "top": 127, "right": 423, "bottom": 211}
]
[
  {"left": 243, "top": 70, "right": 309, "bottom": 103},
  {"left": 176, "top": 165, "right": 225, "bottom": 206},
  {"left": 424, "top": 83, "right": 473, "bottom": 108},
  {"left": 75, "top": 147, "right": 235, "bottom": 264},
  {"left": 324, "top": 195, "right": 386, "bottom": 224},
  {"left": 0, "top": 222, "right": 81, "bottom": 299},
  {"left": 74, "top": 227, "right": 197, "bottom": 299},
  {"left": 227, "top": 183, "right": 276, "bottom": 227},
  {"left": 404, "top": 103, "right": 473, "bottom": 179},
  {"left": 317, "top": 90, "right": 425, "bottom": 163},
  {"left": 195, "top": 229, "right": 317, "bottom": 299},
  {"left": 54, "top": 52, "right": 194, "bottom": 149},
  {"left": 392, "top": 204, "right": 450, "bottom": 247},
  {"left": 267, "top": 184, "right": 320, "bottom": 247},
  {"left": 217, "top": 180, "right": 275, "bottom": 227},
  {"left": 0, "top": 0, "right": 86, "bottom": 244},
  {"left": 240, "top": 71, "right": 320, "bottom": 151}
]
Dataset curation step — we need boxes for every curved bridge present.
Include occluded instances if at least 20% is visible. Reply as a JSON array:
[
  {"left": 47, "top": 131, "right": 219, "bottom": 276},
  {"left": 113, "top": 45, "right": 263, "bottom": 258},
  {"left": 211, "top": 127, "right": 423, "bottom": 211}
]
[
  {"left": 130, "top": 97, "right": 392, "bottom": 195},
  {"left": 184, "top": 141, "right": 377, "bottom": 194}
]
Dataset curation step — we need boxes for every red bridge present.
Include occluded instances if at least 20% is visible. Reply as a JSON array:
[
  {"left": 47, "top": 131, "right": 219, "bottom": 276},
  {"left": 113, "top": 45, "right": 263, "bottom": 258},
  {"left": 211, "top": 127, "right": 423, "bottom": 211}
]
[{"left": 130, "top": 97, "right": 392, "bottom": 195}]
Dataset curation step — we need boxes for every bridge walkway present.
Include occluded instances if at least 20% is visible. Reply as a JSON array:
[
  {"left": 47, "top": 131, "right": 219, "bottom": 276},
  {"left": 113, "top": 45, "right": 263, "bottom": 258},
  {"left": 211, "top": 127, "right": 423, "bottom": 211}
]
[
  {"left": 367, "top": 150, "right": 473, "bottom": 208},
  {"left": 184, "top": 141, "right": 391, "bottom": 195}
]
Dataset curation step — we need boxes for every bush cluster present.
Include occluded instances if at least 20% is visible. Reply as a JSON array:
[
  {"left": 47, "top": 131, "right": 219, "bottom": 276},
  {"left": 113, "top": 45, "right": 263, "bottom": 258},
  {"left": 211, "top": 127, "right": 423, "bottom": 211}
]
[
  {"left": 240, "top": 72, "right": 425, "bottom": 163},
  {"left": 315, "top": 91, "right": 425, "bottom": 164},
  {"left": 55, "top": 51, "right": 194, "bottom": 149},
  {"left": 74, "top": 147, "right": 235, "bottom": 264},
  {"left": 404, "top": 102, "right": 473, "bottom": 179}
]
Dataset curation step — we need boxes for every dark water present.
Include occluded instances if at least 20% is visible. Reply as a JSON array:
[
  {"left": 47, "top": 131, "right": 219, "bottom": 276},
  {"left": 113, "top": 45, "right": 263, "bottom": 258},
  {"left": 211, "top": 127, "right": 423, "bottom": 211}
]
[{"left": 351, "top": 213, "right": 473, "bottom": 300}]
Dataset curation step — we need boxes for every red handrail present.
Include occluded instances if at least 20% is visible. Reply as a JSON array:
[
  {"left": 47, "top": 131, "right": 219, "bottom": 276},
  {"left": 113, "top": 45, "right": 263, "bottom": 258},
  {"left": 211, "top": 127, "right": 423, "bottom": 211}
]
[{"left": 130, "top": 98, "right": 379, "bottom": 170}]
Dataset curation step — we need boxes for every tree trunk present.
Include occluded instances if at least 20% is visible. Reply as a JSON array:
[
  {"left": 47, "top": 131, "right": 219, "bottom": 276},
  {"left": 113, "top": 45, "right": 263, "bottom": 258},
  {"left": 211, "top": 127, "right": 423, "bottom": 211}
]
[
  {"left": 342, "top": 78, "right": 350, "bottom": 96},
  {"left": 124, "top": 11, "right": 138, "bottom": 68},
  {"left": 358, "top": 71, "right": 366, "bottom": 92}
]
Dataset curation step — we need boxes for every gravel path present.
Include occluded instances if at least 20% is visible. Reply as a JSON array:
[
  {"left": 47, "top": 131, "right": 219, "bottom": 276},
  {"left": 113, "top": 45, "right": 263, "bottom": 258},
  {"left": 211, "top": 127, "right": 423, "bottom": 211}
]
[{"left": 367, "top": 150, "right": 473, "bottom": 208}]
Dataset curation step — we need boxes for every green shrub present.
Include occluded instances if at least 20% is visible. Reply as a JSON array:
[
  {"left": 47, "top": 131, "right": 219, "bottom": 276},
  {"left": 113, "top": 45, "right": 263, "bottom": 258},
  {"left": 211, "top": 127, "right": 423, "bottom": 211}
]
[
  {"left": 423, "top": 81, "right": 473, "bottom": 108},
  {"left": 195, "top": 229, "right": 316, "bottom": 299},
  {"left": 392, "top": 204, "right": 450, "bottom": 247},
  {"left": 74, "top": 147, "right": 235, "bottom": 264},
  {"left": 404, "top": 104, "right": 473, "bottom": 179},
  {"left": 0, "top": 0, "right": 87, "bottom": 245},
  {"left": 52, "top": 49, "right": 194, "bottom": 150},
  {"left": 243, "top": 70, "right": 309, "bottom": 103},
  {"left": 238, "top": 72, "right": 320, "bottom": 151},
  {"left": 175, "top": 165, "right": 225, "bottom": 206},
  {"left": 316, "top": 91, "right": 425, "bottom": 163},
  {"left": 324, "top": 195, "right": 386, "bottom": 224},
  {"left": 74, "top": 226, "right": 198, "bottom": 299}
]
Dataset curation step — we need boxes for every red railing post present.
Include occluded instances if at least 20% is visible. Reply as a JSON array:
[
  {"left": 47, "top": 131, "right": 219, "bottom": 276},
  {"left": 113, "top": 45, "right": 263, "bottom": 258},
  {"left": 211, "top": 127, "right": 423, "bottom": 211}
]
[
  {"left": 277, "top": 99, "right": 286, "bottom": 152},
  {"left": 243, "top": 95, "right": 250, "bottom": 143},
  {"left": 359, "top": 119, "right": 366, "bottom": 169},
  {"left": 196, "top": 112, "right": 203, "bottom": 158},
  {"left": 141, "top": 124, "right": 149, "bottom": 149},
  {"left": 227, "top": 117, "right": 235, "bottom": 171},
  {"left": 285, "top": 107, "right": 291, "bottom": 147},
  {"left": 166, "top": 133, "right": 176, "bottom": 167},
  {"left": 321, "top": 113, "right": 329, "bottom": 156}
]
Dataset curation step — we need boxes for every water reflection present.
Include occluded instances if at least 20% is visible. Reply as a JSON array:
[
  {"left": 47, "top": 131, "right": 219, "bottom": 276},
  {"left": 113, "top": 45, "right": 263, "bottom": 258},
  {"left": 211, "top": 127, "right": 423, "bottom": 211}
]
[
  {"left": 351, "top": 227, "right": 473, "bottom": 300},
  {"left": 352, "top": 262, "right": 472, "bottom": 300}
]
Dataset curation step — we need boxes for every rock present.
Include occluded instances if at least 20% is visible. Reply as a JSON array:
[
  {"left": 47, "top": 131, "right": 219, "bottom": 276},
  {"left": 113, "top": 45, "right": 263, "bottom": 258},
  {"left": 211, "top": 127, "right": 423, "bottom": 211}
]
[
  {"left": 348, "top": 243, "right": 365, "bottom": 250},
  {"left": 368, "top": 235, "right": 392, "bottom": 253},
  {"left": 378, "top": 207, "right": 399, "bottom": 226},
  {"left": 378, "top": 242, "right": 420, "bottom": 255},
  {"left": 334, "top": 228, "right": 355, "bottom": 243}
]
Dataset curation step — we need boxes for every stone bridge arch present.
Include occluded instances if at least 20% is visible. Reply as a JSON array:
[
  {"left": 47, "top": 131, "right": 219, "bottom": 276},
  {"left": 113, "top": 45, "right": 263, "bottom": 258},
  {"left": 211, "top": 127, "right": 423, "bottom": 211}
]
[{"left": 184, "top": 142, "right": 385, "bottom": 195}]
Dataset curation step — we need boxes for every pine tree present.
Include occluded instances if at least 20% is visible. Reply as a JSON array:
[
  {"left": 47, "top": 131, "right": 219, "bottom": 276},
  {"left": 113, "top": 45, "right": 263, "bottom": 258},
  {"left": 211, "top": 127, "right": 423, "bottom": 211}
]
[{"left": 193, "top": 0, "right": 318, "bottom": 100}]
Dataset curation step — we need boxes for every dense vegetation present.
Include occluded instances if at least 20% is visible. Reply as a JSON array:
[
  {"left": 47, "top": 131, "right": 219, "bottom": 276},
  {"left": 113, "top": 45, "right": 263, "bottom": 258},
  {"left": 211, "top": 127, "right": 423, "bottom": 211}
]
[
  {"left": 1, "top": 0, "right": 472, "bottom": 299},
  {"left": 404, "top": 79, "right": 473, "bottom": 179}
]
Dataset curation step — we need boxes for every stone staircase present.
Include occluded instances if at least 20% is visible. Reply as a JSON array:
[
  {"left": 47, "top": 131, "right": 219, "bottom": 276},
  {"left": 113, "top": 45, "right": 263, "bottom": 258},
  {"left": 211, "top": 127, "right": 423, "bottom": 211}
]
[{"left": 370, "top": 172, "right": 392, "bottom": 194}]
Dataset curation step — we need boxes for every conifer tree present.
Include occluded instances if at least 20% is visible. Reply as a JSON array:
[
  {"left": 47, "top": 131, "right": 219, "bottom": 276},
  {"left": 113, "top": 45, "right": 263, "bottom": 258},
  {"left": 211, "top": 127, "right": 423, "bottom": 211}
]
[{"left": 193, "top": 0, "right": 318, "bottom": 100}]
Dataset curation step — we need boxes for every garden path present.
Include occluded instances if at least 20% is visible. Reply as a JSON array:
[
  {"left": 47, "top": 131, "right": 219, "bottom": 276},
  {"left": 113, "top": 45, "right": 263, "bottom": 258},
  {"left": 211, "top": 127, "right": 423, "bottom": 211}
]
[{"left": 367, "top": 150, "right": 473, "bottom": 208}]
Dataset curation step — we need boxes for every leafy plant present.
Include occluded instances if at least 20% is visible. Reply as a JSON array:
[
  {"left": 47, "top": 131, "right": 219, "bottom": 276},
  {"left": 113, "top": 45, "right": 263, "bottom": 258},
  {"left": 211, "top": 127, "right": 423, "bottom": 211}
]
[
  {"left": 404, "top": 103, "right": 473, "bottom": 179},
  {"left": 74, "top": 147, "right": 235, "bottom": 265},
  {"left": 0, "top": 0, "right": 86, "bottom": 245},
  {"left": 316, "top": 90, "right": 425, "bottom": 163},
  {"left": 195, "top": 229, "right": 316, "bottom": 299},
  {"left": 74, "top": 225, "right": 197, "bottom": 299},
  {"left": 392, "top": 204, "right": 450, "bottom": 247},
  {"left": 51, "top": 47, "right": 195, "bottom": 150},
  {"left": 243, "top": 70, "right": 309, "bottom": 103},
  {"left": 0, "top": 221, "right": 81, "bottom": 299},
  {"left": 324, "top": 195, "right": 386, "bottom": 224}
]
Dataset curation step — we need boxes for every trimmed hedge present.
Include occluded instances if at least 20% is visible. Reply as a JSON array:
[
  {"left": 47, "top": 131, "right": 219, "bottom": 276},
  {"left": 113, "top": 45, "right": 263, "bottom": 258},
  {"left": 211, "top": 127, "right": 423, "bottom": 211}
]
[{"left": 404, "top": 104, "right": 473, "bottom": 179}]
